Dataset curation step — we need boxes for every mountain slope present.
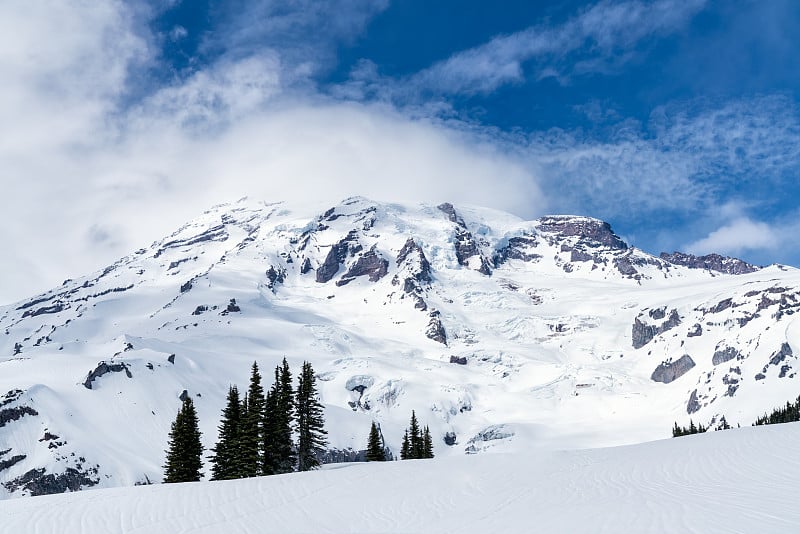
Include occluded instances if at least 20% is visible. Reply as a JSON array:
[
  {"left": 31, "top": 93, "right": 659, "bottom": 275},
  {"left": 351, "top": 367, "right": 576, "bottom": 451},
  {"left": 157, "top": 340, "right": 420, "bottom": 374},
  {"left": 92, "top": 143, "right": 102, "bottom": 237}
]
[{"left": 1, "top": 196, "right": 799, "bottom": 497}]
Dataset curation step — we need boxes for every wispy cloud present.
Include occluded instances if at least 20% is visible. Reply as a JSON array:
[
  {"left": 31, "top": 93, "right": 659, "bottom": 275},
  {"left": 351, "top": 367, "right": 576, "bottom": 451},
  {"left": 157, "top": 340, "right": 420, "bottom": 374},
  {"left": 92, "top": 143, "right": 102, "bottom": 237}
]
[
  {"left": 524, "top": 94, "right": 800, "bottom": 222},
  {"left": 343, "top": 0, "right": 707, "bottom": 99}
]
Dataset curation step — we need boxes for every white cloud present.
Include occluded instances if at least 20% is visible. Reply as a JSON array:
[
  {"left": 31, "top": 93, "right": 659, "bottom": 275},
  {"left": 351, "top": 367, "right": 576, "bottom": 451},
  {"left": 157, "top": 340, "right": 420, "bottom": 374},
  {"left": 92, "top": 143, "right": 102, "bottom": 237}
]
[
  {"left": 686, "top": 218, "right": 780, "bottom": 256},
  {"left": 351, "top": 0, "right": 707, "bottom": 98},
  {"left": 0, "top": 3, "right": 543, "bottom": 305}
]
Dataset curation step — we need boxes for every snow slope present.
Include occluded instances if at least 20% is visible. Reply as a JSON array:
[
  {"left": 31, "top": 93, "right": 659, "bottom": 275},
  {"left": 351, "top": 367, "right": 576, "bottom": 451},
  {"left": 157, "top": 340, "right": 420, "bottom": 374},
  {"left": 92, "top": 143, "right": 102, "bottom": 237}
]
[
  {"left": 1, "top": 423, "right": 799, "bottom": 533},
  {"left": 1, "top": 196, "right": 800, "bottom": 497}
]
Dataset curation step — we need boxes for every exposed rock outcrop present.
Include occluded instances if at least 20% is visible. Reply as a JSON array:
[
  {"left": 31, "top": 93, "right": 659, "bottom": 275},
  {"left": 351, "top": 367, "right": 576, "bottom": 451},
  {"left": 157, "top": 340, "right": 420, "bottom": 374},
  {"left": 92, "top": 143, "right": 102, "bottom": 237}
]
[
  {"left": 83, "top": 362, "right": 132, "bottom": 390},
  {"left": 316, "top": 231, "right": 361, "bottom": 283},
  {"left": 2, "top": 466, "right": 100, "bottom": 496},
  {"left": 337, "top": 248, "right": 389, "bottom": 286},
  {"left": 712, "top": 346, "right": 741, "bottom": 366},
  {"left": 426, "top": 310, "right": 447, "bottom": 345},
  {"left": 538, "top": 216, "right": 627, "bottom": 249},
  {"left": 686, "top": 389, "right": 701, "bottom": 414},
  {"left": 265, "top": 266, "right": 286, "bottom": 290},
  {"left": 494, "top": 235, "right": 542, "bottom": 264},
  {"left": 659, "top": 251, "right": 760, "bottom": 275},
  {"left": 651, "top": 355, "right": 696, "bottom": 384},
  {"left": 0, "top": 405, "right": 39, "bottom": 428},
  {"left": 632, "top": 309, "right": 681, "bottom": 349}
]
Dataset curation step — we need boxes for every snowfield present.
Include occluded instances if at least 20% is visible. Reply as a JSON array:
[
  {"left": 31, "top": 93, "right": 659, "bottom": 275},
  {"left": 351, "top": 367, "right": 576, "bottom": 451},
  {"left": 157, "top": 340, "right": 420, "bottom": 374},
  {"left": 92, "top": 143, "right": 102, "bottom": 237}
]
[{"left": 1, "top": 423, "right": 799, "bottom": 533}]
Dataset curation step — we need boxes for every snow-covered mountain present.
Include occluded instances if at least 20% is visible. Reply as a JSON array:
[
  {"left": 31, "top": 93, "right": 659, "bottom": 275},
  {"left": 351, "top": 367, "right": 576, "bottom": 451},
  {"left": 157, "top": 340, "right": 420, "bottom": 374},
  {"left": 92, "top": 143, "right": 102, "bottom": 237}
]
[{"left": 2, "top": 196, "right": 799, "bottom": 498}]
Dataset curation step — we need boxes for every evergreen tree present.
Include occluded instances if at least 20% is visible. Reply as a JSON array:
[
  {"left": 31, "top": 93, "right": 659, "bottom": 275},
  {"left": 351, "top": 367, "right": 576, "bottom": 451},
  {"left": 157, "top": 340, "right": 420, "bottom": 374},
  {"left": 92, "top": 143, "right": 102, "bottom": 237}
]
[
  {"left": 366, "top": 421, "right": 385, "bottom": 461},
  {"left": 422, "top": 425, "right": 434, "bottom": 459},
  {"left": 164, "top": 397, "right": 204, "bottom": 483},
  {"left": 209, "top": 385, "right": 241, "bottom": 480},
  {"left": 263, "top": 359, "right": 295, "bottom": 475},
  {"left": 240, "top": 362, "right": 265, "bottom": 477},
  {"left": 296, "top": 361, "right": 327, "bottom": 471},
  {"left": 400, "top": 430, "right": 410, "bottom": 460},
  {"left": 262, "top": 387, "right": 278, "bottom": 475},
  {"left": 409, "top": 411, "right": 423, "bottom": 459}
]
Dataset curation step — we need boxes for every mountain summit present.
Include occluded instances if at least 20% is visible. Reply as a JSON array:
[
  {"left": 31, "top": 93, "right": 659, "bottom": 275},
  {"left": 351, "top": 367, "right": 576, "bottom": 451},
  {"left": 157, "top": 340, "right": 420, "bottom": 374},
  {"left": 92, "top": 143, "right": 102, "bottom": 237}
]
[{"left": 1, "top": 197, "right": 798, "bottom": 497}]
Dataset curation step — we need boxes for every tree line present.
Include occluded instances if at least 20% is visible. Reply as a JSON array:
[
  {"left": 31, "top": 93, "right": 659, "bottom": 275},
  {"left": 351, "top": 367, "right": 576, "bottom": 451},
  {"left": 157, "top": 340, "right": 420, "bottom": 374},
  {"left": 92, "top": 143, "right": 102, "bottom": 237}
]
[
  {"left": 365, "top": 410, "right": 434, "bottom": 462},
  {"left": 672, "top": 394, "right": 800, "bottom": 438},
  {"left": 163, "top": 359, "right": 327, "bottom": 483}
]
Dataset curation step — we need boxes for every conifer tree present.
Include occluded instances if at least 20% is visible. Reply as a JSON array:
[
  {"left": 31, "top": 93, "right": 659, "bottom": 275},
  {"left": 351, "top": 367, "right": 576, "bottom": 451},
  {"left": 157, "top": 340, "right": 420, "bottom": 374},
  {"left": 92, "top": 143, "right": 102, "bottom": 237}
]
[
  {"left": 296, "top": 361, "right": 327, "bottom": 471},
  {"left": 366, "top": 421, "right": 385, "bottom": 461},
  {"left": 263, "top": 359, "right": 295, "bottom": 475},
  {"left": 422, "top": 425, "right": 434, "bottom": 459},
  {"left": 262, "top": 387, "right": 278, "bottom": 475},
  {"left": 164, "top": 397, "right": 204, "bottom": 483},
  {"left": 400, "top": 430, "right": 410, "bottom": 460},
  {"left": 209, "top": 385, "right": 241, "bottom": 480},
  {"left": 409, "top": 410, "right": 423, "bottom": 459},
  {"left": 240, "top": 362, "right": 265, "bottom": 477}
]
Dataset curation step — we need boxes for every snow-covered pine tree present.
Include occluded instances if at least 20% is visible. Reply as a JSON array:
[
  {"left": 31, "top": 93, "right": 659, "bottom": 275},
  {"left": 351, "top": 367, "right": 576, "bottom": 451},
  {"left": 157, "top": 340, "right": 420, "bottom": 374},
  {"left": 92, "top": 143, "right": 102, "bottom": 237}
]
[
  {"left": 209, "top": 385, "right": 241, "bottom": 480},
  {"left": 240, "top": 362, "right": 265, "bottom": 477},
  {"left": 163, "top": 397, "right": 204, "bottom": 483},
  {"left": 296, "top": 361, "right": 327, "bottom": 471},
  {"left": 366, "top": 421, "right": 385, "bottom": 461}
]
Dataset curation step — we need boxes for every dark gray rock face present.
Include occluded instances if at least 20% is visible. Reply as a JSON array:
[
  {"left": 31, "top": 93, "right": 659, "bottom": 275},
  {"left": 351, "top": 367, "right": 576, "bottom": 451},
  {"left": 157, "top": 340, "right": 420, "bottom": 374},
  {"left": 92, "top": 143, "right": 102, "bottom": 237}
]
[
  {"left": 179, "top": 389, "right": 189, "bottom": 401},
  {"left": 396, "top": 238, "right": 432, "bottom": 283},
  {"left": 687, "top": 323, "right": 703, "bottom": 337},
  {"left": 300, "top": 257, "right": 313, "bottom": 274},
  {"left": 426, "top": 310, "right": 447, "bottom": 345},
  {"left": 21, "top": 303, "right": 64, "bottom": 318},
  {"left": 444, "top": 431, "right": 457, "bottom": 446},
  {"left": 2, "top": 466, "right": 100, "bottom": 496},
  {"left": 454, "top": 228, "right": 492, "bottom": 275},
  {"left": 394, "top": 238, "right": 433, "bottom": 310},
  {"left": 436, "top": 203, "right": 491, "bottom": 275},
  {"left": 570, "top": 249, "right": 594, "bottom": 262},
  {"left": 769, "top": 343, "right": 793, "bottom": 366},
  {"left": 632, "top": 309, "right": 681, "bottom": 349},
  {"left": 712, "top": 346, "right": 741, "bottom": 366},
  {"left": 437, "top": 202, "right": 465, "bottom": 226},
  {"left": 649, "top": 307, "right": 666, "bottom": 320},
  {"left": 0, "top": 405, "right": 39, "bottom": 428},
  {"left": 449, "top": 356, "right": 467, "bottom": 365},
  {"left": 687, "top": 389, "right": 701, "bottom": 414},
  {"left": 265, "top": 266, "right": 286, "bottom": 290},
  {"left": 154, "top": 224, "right": 228, "bottom": 258},
  {"left": 659, "top": 251, "right": 760, "bottom": 275},
  {"left": 632, "top": 318, "right": 658, "bottom": 349},
  {"left": 494, "top": 235, "right": 542, "bottom": 264},
  {"left": 0, "top": 452, "right": 25, "bottom": 472},
  {"left": 338, "top": 248, "right": 389, "bottom": 285},
  {"left": 538, "top": 216, "right": 627, "bottom": 250},
  {"left": 651, "top": 355, "right": 696, "bottom": 384},
  {"left": 316, "top": 231, "right": 361, "bottom": 283},
  {"left": 83, "top": 362, "right": 132, "bottom": 390}
]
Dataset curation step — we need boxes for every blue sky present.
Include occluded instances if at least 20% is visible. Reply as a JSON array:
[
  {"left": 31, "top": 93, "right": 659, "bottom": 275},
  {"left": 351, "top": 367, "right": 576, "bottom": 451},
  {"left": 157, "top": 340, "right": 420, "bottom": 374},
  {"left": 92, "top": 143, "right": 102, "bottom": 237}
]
[{"left": 1, "top": 0, "right": 800, "bottom": 303}]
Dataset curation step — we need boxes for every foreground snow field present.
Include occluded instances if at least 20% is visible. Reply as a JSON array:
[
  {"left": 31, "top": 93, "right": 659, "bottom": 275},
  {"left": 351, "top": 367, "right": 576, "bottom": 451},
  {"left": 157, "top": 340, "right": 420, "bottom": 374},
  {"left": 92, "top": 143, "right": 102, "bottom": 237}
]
[{"left": 2, "top": 423, "right": 798, "bottom": 534}]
